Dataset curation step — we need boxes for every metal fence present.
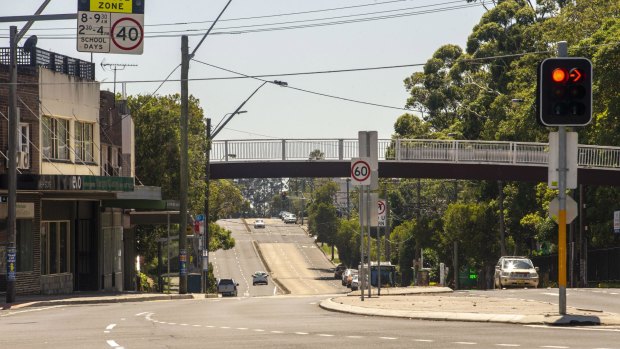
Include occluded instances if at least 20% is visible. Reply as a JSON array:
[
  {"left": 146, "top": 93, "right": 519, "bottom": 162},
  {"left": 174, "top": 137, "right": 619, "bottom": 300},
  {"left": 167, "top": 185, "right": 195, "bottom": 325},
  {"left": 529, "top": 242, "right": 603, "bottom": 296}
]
[
  {"left": 531, "top": 247, "right": 620, "bottom": 286},
  {"left": 212, "top": 138, "right": 620, "bottom": 170},
  {"left": 0, "top": 47, "right": 95, "bottom": 80}
]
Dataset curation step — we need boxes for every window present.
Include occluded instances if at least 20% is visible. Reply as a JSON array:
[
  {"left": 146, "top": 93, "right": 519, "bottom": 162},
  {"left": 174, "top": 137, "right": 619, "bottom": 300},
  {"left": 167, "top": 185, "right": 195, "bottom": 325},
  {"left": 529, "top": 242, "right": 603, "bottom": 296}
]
[
  {"left": 41, "top": 221, "right": 70, "bottom": 275},
  {"left": 0, "top": 219, "right": 33, "bottom": 273},
  {"left": 42, "top": 116, "right": 70, "bottom": 160},
  {"left": 19, "top": 123, "right": 30, "bottom": 154},
  {"left": 75, "top": 121, "right": 94, "bottom": 162}
]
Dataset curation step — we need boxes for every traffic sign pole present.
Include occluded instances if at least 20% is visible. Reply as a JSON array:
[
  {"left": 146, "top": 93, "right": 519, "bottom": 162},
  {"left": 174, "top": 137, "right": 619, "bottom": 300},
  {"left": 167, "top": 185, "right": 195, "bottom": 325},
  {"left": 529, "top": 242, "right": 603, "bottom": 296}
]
[{"left": 558, "top": 41, "right": 568, "bottom": 315}]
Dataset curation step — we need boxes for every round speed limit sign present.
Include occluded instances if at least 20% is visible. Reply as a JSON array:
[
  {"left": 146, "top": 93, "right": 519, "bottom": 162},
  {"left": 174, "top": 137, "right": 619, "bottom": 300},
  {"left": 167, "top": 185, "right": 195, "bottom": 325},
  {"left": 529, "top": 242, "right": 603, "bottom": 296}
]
[
  {"left": 110, "top": 14, "right": 144, "bottom": 54},
  {"left": 351, "top": 158, "right": 371, "bottom": 185}
]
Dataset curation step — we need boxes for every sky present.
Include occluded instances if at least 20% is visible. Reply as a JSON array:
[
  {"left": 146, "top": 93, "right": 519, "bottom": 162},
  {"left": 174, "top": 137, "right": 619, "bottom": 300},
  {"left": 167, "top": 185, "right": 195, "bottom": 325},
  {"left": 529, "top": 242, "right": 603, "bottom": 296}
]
[{"left": 2, "top": 0, "right": 487, "bottom": 141}]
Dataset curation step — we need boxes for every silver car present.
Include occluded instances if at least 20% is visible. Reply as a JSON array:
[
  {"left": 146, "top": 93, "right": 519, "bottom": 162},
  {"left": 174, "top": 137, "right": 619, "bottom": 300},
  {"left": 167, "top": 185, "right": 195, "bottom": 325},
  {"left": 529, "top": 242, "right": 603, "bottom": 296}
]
[
  {"left": 494, "top": 256, "right": 539, "bottom": 288},
  {"left": 252, "top": 271, "right": 269, "bottom": 286}
]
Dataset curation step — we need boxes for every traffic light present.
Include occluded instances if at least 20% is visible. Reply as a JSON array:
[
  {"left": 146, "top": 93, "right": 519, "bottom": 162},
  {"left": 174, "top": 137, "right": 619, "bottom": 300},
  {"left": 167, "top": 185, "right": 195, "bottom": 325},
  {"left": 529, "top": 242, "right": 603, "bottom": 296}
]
[{"left": 538, "top": 57, "right": 592, "bottom": 126}]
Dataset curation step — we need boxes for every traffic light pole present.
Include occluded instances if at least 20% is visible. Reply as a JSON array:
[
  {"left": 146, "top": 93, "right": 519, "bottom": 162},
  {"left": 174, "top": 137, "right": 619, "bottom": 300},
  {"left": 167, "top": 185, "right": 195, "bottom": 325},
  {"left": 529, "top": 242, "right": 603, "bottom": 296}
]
[{"left": 557, "top": 41, "right": 568, "bottom": 315}]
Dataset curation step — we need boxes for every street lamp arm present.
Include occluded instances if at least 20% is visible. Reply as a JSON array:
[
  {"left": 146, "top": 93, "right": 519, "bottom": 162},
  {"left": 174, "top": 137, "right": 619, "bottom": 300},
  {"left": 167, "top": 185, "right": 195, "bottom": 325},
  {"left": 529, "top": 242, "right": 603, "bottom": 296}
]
[{"left": 211, "top": 80, "right": 286, "bottom": 138}]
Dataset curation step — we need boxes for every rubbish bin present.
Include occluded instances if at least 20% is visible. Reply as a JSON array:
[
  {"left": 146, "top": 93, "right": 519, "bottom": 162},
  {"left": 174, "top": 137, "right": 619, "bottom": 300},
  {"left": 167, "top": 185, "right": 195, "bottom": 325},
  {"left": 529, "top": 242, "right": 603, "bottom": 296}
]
[
  {"left": 416, "top": 269, "right": 429, "bottom": 286},
  {"left": 187, "top": 273, "right": 202, "bottom": 293}
]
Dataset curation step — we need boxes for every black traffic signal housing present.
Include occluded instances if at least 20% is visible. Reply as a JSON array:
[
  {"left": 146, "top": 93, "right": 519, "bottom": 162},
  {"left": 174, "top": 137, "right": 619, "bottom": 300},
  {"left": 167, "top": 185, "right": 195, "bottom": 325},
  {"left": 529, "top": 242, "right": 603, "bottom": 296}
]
[{"left": 538, "top": 57, "right": 592, "bottom": 126}]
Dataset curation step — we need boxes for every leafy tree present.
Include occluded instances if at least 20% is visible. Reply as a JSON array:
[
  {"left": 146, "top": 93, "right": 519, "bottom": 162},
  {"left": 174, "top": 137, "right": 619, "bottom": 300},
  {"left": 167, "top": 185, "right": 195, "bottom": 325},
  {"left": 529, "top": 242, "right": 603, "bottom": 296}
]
[{"left": 307, "top": 180, "right": 339, "bottom": 258}]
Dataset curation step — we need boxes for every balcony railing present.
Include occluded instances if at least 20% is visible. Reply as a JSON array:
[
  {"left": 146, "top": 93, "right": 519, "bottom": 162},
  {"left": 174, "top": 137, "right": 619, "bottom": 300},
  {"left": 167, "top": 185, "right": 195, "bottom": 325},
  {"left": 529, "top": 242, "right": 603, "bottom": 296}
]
[
  {"left": 0, "top": 47, "right": 95, "bottom": 80},
  {"left": 212, "top": 138, "right": 620, "bottom": 171}
]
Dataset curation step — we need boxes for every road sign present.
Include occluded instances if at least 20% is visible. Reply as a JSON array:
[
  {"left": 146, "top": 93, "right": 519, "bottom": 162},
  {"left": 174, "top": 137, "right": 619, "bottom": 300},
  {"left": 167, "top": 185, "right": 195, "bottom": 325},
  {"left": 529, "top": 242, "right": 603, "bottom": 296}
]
[
  {"left": 351, "top": 158, "right": 371, "bottom": 186},
  {"left": 77, "top": 0, "right": 144, "bottom": 54},
  {"left": 614, "top": 211, "right": 620, "bottom": 234},
  {"left": 548, "top": 132, "right": 578, "bottom": 189},
  {"left": 549, "top": 196, "right": 578, "bottom": 224},
  {"left": 378, "top": 199, "right": 387, "bottom": 227},
  {"left": 195, "top": 214, "right": 205, "bottom": 222}
]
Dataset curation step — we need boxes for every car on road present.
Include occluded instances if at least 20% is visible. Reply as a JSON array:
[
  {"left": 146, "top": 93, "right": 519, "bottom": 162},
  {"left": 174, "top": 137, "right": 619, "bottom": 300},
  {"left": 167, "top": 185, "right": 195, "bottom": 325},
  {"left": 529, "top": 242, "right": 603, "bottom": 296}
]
[
  {"left": 217, "top": 278, "right": 239, "bottom": 297},
  {"left": 350, "top": 274, "right": 359, "bottom": 291},
  {"left": 494, "top": 256, "right": 539, "bottom": 289},
  {"left": 334, "top": 264, "right": 347, "bottom": 280},
  {"left": 254, "top": 219, "right": 265, "bottom": 229},
  {"left": 283, "top": 214, "right": 297, "bottom": 224},
  {"left": 252, "top": 271, "right": 269, "bottom": 286},
  {"left": 342, "top": 269, "right": 358, "bottom": 287}
]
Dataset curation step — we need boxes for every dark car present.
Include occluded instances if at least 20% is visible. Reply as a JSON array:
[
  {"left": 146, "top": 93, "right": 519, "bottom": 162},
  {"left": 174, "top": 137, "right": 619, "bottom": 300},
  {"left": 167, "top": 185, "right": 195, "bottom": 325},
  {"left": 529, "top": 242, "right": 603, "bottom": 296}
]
[{"left": 334, "top": 264, "right": 347, "bottom": 280}]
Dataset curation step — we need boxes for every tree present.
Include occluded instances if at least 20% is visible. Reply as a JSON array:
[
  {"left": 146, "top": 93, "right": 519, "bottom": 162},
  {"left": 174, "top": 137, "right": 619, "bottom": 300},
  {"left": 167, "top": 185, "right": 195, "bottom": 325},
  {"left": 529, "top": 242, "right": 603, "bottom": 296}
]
[{"left": 307, "top": 180, "right": 339, "bottom": 259}]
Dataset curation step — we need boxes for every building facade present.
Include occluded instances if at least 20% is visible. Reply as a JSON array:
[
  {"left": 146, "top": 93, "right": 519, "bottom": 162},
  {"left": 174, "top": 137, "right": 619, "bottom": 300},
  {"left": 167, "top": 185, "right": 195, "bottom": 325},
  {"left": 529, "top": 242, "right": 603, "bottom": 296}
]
[{"left": 0, "top": 47, "right": 135, "bottom": 295}]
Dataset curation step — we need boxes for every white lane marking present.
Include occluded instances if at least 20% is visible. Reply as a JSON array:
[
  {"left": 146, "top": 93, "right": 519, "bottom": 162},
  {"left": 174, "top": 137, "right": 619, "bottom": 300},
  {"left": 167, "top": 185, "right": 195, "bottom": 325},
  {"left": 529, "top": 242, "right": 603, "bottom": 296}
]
[
  {"left": 540, "top": 346, "right": 569, "bottom": 349},
  {"left": 106, "top": 340, "right": 122, "bottom": 348},
  {"left": 192, "top": 325, "right": 201, "bottom": 327},
  {"left": 180, "top": 324, "right": 189, "bottom": 326},
  {"left": 610, "top": 292, "right": 619, "bottom": 295},
  {"left": 254, "top": 329, "right": 265, "bottom": 332},
  {"left": 236, "top": 327, "right": 248, "bottom": 330},
  {"left": 295, "top": 332, "right": 309, "bottom": 335},
  {"left": 206, "top": 325, "right": 215, "bottom": 328},
  {"left": 309, "top": 302, "right": 317, "bottom": 305},
  {"left": 271, "top": 330, "right": 284, "bottom": 334},
  {"left": 318, "top": 334, "right": 334, "bottom": 337},
  {"left": 120, "top": 318, "right": 125, "bottom": 321},
  {"left": 168, "top": 322, "right": 176, "bottom": 325},
  {"left": 347, "top": 336, "right": 363, "bottom": 339},
  {"left": 380, "top": 337, "right": 397, "bottom": 340},
  {"left": 454, "top": 342, "right": 477, "bottom": 345},
  {"left": 496, "top": 345, "right": 521, "bottom": 347},
  {"left": 135, "top": 312, "right": 148, "bottom": 316},
  {"left": 0, "top": 305, "right": 65, "bottom": 317},
  {"left": 414, "top": 339, "right": 434, "bottom": 342},
  {"left": 104, "top": 324, "right": 116, "bottom": 333},
  {"left": 220, "top": 326, "right": 230, "bottom": 329},
  {"left": 541, "top": 292, "right": 558, "bottom": 296},
  {"left": 273, "top": 286, "right": 277, "bottom": 296},
  {"left": 526, "top": 325, "right": 620, "bottom": 333}
]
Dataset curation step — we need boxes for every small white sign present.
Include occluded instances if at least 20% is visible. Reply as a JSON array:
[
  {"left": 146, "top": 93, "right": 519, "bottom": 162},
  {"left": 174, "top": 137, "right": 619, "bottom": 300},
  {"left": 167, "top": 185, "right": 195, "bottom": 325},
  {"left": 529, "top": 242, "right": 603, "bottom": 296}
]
[
  {"left": 548, "top": 196, "right": 578, "bottom": 224},
  {"left": 548, "top": 132, "right": 578, "bottom": 189},
  {"left": 351, "top": 158, "right": 371, "bottom": 186},
  {"left": 378, "top": 199, "right": 386, "bottom": 227}
]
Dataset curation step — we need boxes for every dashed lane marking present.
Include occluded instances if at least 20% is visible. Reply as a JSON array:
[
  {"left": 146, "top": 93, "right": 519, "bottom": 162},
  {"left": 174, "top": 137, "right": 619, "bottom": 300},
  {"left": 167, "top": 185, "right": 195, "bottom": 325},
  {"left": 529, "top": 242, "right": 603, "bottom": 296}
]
[
  {"left": 454, "top": 342, "right": 477, "bottom": 345},
  {"left": 540, "top": 346, "right": 569, "bottom": 348},
  {"left": 496, "top": 344, "right": 521, "bottom": 347},
  {"left": 380, "top": 337, "right": 397, "bottom": 340},
  {"left": 106, "top": 339, "right": 124, "bottom": 348}
]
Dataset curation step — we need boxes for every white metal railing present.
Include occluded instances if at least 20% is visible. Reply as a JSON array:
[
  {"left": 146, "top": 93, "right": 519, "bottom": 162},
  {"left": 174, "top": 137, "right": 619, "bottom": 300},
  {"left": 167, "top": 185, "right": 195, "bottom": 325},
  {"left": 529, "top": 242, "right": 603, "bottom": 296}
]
[{"left": 211, "top": 139, "right": 620, "bottom": 170}]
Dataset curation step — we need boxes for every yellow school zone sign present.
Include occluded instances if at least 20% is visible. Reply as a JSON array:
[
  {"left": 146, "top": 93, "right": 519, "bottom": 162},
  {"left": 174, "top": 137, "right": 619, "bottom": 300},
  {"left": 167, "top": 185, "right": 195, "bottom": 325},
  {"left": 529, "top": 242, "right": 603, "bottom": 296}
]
[{"left": 90, "top": 0, "right": 133, "bottom": 13}]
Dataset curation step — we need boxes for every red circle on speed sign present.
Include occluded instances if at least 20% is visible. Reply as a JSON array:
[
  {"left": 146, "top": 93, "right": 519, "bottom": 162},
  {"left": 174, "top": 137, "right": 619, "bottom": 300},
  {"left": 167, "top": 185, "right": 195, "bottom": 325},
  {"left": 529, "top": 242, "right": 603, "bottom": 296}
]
[
  {"left": 351, "top": 160, "right": 371, "bottom": 182},
  {"left": 111, "top": 17, "right": 144, "bottom": 51}
]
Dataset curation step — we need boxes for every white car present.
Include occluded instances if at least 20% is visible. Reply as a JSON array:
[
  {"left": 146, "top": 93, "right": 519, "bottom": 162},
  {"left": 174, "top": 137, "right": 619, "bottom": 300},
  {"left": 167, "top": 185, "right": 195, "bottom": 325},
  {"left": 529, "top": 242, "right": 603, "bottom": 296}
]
[
  {"left": 350, "top": 274, "right": 359, "bottom": 291},
  {"left": 252, "top": 271, "right": 269, "bottom": 285},
  {"left": 283, "top": 214, "right": 297, "bottom": 224},
  {"left": 254, "top": 219, "right": 265, "bottom": 229}
]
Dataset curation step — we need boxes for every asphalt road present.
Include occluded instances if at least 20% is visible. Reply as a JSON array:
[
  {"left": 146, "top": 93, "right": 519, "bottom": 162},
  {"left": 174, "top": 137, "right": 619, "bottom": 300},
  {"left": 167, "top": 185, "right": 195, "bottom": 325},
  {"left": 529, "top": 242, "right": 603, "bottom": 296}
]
[
  {"left": 212, "top": 218, "right": 345, "bottom": 297},
  {"left": 2, "top": 295, "right": 619, "bottom": 349}
]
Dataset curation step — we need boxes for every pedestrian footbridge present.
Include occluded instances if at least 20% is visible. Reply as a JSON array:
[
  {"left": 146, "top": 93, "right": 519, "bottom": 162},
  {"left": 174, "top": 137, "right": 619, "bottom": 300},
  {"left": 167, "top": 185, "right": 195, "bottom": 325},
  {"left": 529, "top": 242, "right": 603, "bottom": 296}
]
[{"left": 210, "top": 139, "right": 620, "bottom": 185}]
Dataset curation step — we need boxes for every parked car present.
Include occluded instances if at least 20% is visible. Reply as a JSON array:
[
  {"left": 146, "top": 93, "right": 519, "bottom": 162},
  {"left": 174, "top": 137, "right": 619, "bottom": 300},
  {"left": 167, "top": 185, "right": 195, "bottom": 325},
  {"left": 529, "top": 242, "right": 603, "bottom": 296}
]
[
  {"left": 334, "top": 264, "right": 347, "bottom": 280},
  {"left": 254, "top": 219, "right": 265, "bottom": 229},
  {"left": 217, "top": 278, "right": 239, "bottom": 297},
  {"left": 350, "top": 274, "right": 359, "bottom": 291},
  {"left": 280, "top": 211, "right": 290, "bottom": 220},
  {"left": 252, "top": 271, "right": 269, "bottom": 286},
  {"left": 284, "top": 214, "right": 297, "bottom": 224},
  {"left": 342, "top": 269, "right": 358, "bottom": 287},
  {"left": 494, "top": 256, "right": 539, "bottom": 289}
]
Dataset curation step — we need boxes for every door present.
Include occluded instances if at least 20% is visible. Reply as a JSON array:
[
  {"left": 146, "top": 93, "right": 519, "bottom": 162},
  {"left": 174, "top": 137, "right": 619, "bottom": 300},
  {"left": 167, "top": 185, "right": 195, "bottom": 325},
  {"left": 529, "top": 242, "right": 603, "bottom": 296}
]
[{"left": 76, "top": 219, "right": 98, "bottom": 291}]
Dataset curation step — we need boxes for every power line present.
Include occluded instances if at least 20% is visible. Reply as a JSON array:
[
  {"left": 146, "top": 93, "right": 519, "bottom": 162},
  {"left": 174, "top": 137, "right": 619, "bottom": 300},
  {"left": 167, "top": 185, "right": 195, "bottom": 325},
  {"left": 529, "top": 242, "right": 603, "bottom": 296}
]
[
  {"left": 192, "top": 59, "right": 415, "bottom": 112},
  {"left": 1, "top": 1, "right": 483, "bottom": 39}
]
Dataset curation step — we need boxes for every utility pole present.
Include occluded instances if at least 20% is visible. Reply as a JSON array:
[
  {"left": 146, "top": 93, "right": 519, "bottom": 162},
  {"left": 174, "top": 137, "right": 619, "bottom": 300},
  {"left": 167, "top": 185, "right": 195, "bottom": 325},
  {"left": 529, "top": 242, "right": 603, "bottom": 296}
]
[
  {"left": 203, "top": 118, "right": 212, "bottom": 293},
  {"left": 6, "top": 25, "right": 18, "bottom": 304},
  {"left": 179, "top": 0, "right": 232, "bottom": 294}
]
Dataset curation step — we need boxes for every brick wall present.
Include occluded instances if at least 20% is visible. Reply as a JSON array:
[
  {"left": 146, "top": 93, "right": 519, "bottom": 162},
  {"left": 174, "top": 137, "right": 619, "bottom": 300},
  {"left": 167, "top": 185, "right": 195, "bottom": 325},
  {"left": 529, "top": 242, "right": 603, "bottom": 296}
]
[{"left": 0, "top": 65, "right": 41, "bottom": 174}]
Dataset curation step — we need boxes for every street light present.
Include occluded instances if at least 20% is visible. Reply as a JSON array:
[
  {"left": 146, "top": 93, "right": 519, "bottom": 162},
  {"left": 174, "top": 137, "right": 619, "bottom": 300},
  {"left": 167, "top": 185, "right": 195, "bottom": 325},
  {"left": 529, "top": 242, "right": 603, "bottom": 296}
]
[
  {"left": 213, "top": 111, "right": 246, "bottom": 137},
  {"left": 203, "top": 79, "right": 288, "bottom": 293}
]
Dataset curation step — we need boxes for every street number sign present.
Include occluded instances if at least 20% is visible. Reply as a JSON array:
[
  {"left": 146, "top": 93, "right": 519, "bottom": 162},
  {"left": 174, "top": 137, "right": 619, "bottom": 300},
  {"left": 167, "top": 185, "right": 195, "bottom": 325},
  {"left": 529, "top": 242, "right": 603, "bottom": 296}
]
[
  {"left": 351, "top": 158, "right": 371, "bottom": 186},
  {"left": 77, "top": 0, "right": 145, "bottom": 54}
]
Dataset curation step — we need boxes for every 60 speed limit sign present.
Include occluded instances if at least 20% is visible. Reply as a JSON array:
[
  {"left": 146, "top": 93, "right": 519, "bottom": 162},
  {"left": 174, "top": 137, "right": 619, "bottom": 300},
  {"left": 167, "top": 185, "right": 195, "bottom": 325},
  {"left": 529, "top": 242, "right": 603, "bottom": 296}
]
[{"left": 351, "top": 158, "right": 372, "bottom": 186}]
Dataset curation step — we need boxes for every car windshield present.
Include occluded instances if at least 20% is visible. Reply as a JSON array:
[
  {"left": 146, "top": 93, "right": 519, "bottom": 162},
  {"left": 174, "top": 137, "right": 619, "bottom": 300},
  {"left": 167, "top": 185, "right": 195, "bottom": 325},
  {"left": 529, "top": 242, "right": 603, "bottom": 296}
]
[{"left": 503, "top": 259, "right": 534, "bottom": 269}]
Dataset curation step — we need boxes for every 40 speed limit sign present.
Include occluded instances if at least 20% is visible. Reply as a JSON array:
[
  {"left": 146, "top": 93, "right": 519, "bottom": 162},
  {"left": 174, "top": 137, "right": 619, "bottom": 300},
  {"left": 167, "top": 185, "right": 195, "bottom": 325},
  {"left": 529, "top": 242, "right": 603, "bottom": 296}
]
[{"left": 351, "top": 158, "right": 372, "bottom": 186}]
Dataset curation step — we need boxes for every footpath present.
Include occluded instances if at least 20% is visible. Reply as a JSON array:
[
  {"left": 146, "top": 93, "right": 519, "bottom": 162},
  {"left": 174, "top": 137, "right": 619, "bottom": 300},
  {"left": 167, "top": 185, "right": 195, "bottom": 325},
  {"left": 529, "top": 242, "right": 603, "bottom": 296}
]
[{"left": 320, "top": 286, "right": 620, "bottom": 326}]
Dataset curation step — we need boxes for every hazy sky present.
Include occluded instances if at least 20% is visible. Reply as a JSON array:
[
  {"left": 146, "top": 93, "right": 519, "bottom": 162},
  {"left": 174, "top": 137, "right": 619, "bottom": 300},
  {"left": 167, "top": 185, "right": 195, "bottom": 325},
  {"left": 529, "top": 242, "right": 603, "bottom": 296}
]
[{"left": 3, "top": 1, "right": 487, "bottom": 141}]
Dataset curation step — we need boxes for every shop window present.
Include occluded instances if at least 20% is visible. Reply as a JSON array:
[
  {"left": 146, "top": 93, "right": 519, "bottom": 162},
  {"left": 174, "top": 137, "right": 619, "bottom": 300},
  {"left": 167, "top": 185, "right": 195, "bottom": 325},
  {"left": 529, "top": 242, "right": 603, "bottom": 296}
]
[
  {"left": 0, "top": 219, "right": 33, "bottom": 273},
  {"left": 41, "top": 221, "right": 70, "bottom": 275},
  {"left": 42, "top": 116, "right": 70, "bottom": 161}
]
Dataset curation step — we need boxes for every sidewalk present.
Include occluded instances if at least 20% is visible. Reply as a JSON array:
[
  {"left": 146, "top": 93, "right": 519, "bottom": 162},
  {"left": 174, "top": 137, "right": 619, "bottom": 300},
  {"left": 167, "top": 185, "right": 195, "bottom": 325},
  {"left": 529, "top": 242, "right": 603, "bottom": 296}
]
[
  {"left": 320, "top": 286, "right": 620, "bottom": 326},
  {"left": 1, "top": 292, "right": 196, "bottom": 311}
]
